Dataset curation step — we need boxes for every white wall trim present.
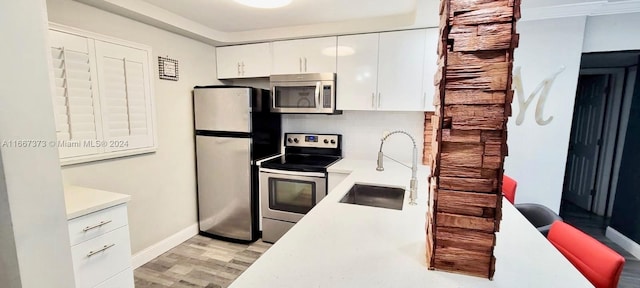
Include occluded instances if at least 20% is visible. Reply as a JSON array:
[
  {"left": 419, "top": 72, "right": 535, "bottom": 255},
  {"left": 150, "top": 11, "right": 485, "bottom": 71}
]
[
  {"left": 131, "top": 223, "right": 198, "bottom": 269},
  {"left": 521, "top": 1, "right": 640, "bottom": 22},
  {"left": 605, "top": 226, "right": 640, "bottom": 260}
]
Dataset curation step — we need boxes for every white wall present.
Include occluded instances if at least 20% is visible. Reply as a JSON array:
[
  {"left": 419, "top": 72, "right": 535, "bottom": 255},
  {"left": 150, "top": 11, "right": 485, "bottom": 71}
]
[
  {"left": 583, "top": 12, "right": 640, "bottom": 53},
  {"left": 230, "top": 80, "right": 425, "bottom": 163},
  {"left": 46, "top": 0, "right": 220, "bottom": 254},
  {"left": 0, "top": 1, "right": 76, "bottom": 287},
  {"left": 505, "top": 17, "right": 587, "bottom": 212},
  {"left": 283, "top": 112, "right": 425, "bottom": 163}
]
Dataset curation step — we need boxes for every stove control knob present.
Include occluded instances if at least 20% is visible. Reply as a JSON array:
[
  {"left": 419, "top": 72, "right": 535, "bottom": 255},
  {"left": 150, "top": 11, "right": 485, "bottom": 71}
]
[
  {"left": 323, "top": 139, "right": 329, "bottom": 144},
  {"left": 287, "top": 138, "right": 293, "bottom": 143},
  {"left": 330, "top": 139, "right": 336, "bottom": 144},
  {"left": 294, "top": 138, "right": 299, "bottom": 143}
]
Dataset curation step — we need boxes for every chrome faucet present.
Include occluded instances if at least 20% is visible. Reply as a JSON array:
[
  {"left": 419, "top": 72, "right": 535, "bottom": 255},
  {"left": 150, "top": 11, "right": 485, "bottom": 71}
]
[{"left": 376, "top": 130, "right": 418, "bottom": 205}]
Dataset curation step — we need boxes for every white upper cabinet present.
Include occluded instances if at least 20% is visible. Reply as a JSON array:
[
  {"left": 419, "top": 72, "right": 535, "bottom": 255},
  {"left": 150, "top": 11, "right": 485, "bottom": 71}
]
[
  {"left": 377, "top": 29, "right": 427, "bottom": 111},
  {"left": 337, "top": 29, "right": 429, "bottom": 111},
  {"left": 216, "top": 43, "right": 271, "bottom": 79},
  {"left": 422, "top": 28, "right": 439, "bottom": 111},
  {"left": 336, "top": 33, "right": 380, "bottom": 110},
  {"left": 272, "top": 37, "right": 337, "bottom": 74}
]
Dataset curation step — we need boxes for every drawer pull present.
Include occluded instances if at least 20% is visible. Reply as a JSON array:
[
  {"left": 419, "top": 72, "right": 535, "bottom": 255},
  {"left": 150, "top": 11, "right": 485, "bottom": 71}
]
[
  {"left": 83, "top": 220, "right": 112, "bottom": 232},
  {"left": 87, "top": 243, "right": 115, "bottom": 257}
]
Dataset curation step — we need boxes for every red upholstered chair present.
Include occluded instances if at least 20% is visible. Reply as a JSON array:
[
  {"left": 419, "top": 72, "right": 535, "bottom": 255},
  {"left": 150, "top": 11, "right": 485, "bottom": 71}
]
[
  {"left": 547, "top": 221, "right": 625, "bottom": 288},
  {"left": 502, "top": 174, "right": 517, "bottom": 204}
]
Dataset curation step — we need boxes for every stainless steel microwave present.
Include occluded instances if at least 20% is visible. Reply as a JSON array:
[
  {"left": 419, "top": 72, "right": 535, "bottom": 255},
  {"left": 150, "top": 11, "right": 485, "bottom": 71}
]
[{"left": 269, "top": 73, "right": 339, "bottom": 114}]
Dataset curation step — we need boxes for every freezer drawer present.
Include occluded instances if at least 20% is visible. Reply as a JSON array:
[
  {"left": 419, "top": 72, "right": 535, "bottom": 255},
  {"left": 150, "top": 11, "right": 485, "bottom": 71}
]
[
  {"left": 194, "top": 87, "right": 251, "bottom": 133},
  {"left": 196, "top": 135, "right": 254, "bottom": 241}
]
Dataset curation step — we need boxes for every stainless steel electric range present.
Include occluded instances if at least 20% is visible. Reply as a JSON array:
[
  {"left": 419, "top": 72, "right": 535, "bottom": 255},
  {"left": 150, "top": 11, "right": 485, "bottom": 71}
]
[{"left": 259, "top": 133, "right": 342, "bottom": 243}]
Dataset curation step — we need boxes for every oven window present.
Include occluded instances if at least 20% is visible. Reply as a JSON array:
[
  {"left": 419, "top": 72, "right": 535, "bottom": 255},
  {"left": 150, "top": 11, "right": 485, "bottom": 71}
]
[
  {"left": 269, "top": 178, "right": 316, "bottom": 214},
  {"left": 274, "top": 85, "right": 318, "bottom": 108}
]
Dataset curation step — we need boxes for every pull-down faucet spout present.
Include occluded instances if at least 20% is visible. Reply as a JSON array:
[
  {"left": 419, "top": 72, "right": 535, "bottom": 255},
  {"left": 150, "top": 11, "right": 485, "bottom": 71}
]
[{"left": 376, "top": 131, "right": 418, "bottom": 205}]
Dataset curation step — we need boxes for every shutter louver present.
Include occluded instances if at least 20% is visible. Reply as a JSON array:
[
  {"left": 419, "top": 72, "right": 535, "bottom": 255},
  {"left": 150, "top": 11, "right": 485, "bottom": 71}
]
[
  {"left": 96, "top": 41, "right": 154, "bottom": 152},
  {"left": 49, "top": 30, "right": 101, "bottom": 158},
  {"left": 49, "top": 27, "right": 156, "bottom": 164}
]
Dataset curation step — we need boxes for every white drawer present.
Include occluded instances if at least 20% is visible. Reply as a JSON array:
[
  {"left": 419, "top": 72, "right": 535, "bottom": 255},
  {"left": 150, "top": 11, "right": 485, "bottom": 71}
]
[
  {"left": 71, "top": 226, "right": 132, "bottom": 288},
  {"left": 68, "top": 204, "right": 128, "bottom": 246},
  {"left": 95, "top": 268, "right": 133, "bottom": 288}
]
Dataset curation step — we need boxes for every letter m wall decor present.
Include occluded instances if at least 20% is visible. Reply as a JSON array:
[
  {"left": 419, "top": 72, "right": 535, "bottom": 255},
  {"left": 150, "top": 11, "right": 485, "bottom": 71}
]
[{"left": 426, "top": 0, "right": 520, "bottom": 278}]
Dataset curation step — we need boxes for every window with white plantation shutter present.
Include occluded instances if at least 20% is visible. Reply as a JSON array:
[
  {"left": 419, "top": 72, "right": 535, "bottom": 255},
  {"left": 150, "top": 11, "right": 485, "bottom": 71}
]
[
  {"left": 49, "top": 30, "right": 102, "bottom": 158},
  {"left": 47, "top": 25, "right": 156, "bottom": 165},
  {"left": 94, "top": 40, "right": 154, "bottom": 153}
]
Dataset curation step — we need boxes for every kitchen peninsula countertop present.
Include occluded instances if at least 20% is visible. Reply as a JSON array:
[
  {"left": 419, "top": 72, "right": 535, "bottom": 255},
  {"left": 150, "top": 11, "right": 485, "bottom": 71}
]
[
  {"left": 230, "top": 158, "right": 592, "bottom": 287},
  {"left": 64, "top": 185, "right": 131, "bottom": 220}
]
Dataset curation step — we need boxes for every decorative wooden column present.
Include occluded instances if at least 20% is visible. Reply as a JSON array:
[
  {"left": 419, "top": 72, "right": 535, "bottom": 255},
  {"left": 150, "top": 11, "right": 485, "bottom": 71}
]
[{"left": 426, "top": 0, "right": 520, "bottom": 279}]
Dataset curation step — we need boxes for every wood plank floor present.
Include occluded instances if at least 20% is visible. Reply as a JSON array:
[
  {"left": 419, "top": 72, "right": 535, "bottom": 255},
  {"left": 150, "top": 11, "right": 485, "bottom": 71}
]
[
  {"left": 134, "top": 235, "right": 271, "bottom": 288},
  {"left": 560, "top": 202, "right": 640, "bottom": 288}
]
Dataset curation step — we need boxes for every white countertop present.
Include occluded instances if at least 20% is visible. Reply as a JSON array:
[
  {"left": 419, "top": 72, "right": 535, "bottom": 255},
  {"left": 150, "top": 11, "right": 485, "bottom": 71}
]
[
  {"left": 230, "top": 158, "right": 592, "bottom": 288},
  {"left": 64, "top": 186, "right": 131, "bottom": 220}
]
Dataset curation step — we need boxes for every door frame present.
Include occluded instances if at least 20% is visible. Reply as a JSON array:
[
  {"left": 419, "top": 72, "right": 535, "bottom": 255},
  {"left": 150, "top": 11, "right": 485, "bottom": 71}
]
[{"left": 576, "top": 68, "right": 626, "bottom": 216}]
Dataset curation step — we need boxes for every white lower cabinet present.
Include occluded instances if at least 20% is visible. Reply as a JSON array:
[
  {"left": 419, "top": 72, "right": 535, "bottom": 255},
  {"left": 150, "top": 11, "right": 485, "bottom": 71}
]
[
  {"left": 95, "top": 269, "right": 134, "bottom": 288},
  {"left": 68, "top": 203, "right": 133, "bottom": 288}
]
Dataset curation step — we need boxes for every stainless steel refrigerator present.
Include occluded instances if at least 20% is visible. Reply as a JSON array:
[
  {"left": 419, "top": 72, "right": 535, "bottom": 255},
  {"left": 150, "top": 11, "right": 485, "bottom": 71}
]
[{"left": 193, "top": 86, "right": 281, "bottom": 242}]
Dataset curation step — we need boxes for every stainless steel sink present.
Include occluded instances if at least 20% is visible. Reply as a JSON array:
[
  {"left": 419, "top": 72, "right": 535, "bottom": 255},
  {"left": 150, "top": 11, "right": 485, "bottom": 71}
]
[{"left": 339, "top": 184, "right": 405, "bottom": 210}]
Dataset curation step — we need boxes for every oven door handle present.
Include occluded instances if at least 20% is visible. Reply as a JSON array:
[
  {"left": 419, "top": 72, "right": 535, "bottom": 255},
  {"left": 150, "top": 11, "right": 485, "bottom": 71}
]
[{"left": 259, "top": 168, "right": 325, "bottom": 178}]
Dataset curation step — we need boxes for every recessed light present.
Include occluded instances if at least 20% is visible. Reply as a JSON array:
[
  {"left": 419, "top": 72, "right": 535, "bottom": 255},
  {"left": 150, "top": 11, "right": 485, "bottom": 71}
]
[{"left": 234, "top": 0, "right": 292, "bottom": 9}]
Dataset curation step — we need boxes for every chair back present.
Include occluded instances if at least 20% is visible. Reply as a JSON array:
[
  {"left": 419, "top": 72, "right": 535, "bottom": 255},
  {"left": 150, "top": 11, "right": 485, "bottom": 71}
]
[
  {"left": 502, "top": 175, "right": 517, "bottom": 204},
  {"left": 547, "top": 221, "right": 625, "bottom": 288}
]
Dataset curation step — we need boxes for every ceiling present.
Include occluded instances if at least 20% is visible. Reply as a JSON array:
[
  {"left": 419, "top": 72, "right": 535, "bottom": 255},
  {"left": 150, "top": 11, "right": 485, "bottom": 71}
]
[
  {"left": 76, "top": 0, "right": 640, "bottom": 45},
  {"left": 143, "top": 0, "right": 418, "bottom": 32}
]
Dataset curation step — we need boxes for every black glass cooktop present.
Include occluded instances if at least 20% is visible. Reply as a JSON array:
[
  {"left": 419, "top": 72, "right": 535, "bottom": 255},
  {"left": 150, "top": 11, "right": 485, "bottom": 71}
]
[{"left": 261, "top": 154, "right": 341, "bottom": 172}]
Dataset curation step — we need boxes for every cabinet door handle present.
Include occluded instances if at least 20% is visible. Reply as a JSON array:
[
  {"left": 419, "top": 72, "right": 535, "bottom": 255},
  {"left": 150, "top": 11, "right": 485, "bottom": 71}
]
[
  {"left": 371, "top": 93, "right": 375, "bottom": 108},
  {"left": 304, "top": 57, "right": 308, "bottom": 72},
  {"left": 378, "top": 93, "right": 381, "bottom": 108},
  {"left": 87, "top": 243, "right": 115, "bottom": 257},
  {"left": 241, "top": 62, "right": 245, "bottom": 76},
  {"left": 82, "top": 220, "right": 112, "bottom": 232},
  {"left": 237, "top": 62, "right": 241, "bottom": 76},
  {"left": 423, "top": 92, "right": 427, "bottom": 109},
  {"left": 299, "top": 58, "right": 302, "bottom": 73}
]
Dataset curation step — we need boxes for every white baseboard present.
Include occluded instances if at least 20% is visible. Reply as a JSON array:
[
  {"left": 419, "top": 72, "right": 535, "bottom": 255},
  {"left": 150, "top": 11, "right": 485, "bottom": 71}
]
[
  {"left": 606, "top": 226, "right": 640, "bottom": 259},
  {"left": 131, "top": 223, "right": 199, "bottom": 269}
]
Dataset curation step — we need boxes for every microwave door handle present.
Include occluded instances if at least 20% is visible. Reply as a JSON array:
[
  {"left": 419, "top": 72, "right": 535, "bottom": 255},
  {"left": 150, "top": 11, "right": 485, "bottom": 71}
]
[
  {"left": 272, "top": 88, "right": 277, "bottom": 110},
  {"left": 315, "top": 82, "right": 321, "bottom": 109}
]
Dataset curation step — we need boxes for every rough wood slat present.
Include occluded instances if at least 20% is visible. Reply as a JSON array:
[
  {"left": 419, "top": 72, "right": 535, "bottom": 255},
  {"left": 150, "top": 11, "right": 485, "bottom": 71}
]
[
  {"left": 450, "top": 0, "right": 508, "bottom": 13},
  {"left": 447, "top": 51, "right": 507, "bottom": 66},
  {"left": 439, "top": 176, "right": 496, "bottom": 193},
  {"left": 426, "top": 0, "right": 518, "bottom": 279},
  {"left": 436, "top": 212, "right": 496, "bottom": 232},
  {"left": 442, "top": 129, "right": 481, "bottom": 143},
  {"left": 445, "top": 90, "right": 506, "bottom": 105},
  {"left": 436, "top": 227, "right": 496, "bottom": 252},
  {"left": 438, "top": 189, "right": 498, "bottom": 208},
  {"left": 440, "top": 142, "right": 484, "bottom": 167},
  {"left": 433, "top": 246, "right": 492, "bottom": 278},
  {"left": 451, "top": 115, "right": 505, "bottom": 130},
  {"left": 445, "top": 63, "right": 510, "bottom": 91},
  {"left": 484, "top": 143, "right": 502, "bottom": 156},
  {"left": 450, "top": 33, "right": 513, "bottom": 52},
  {"left": 482, "top": 155, "right": 503, "bottom": 169},
  {"left": 444, "top": 104, "right": 505, "bottom": 118},
  {"left": 438, "top": 166, "right": 499, "bottom": 179},
  {"left": 451, "top": 5, "right": 513, "bottom": 26}
]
